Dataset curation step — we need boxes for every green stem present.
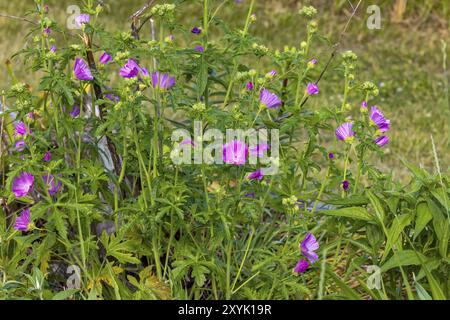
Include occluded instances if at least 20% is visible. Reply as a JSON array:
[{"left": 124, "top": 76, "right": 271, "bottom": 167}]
[
  {"left": 231, "top": 228, "right": 255, "bottom": 293},
  {"left": 221, "top": 0, "right": 255, "bottom": 109},
  {"left": 341, "top": 67, "right": 349, "bottom": 112},
  {"left": 225, "top": 241, "right": 232, "bottom": 299},
  {"left": 311, "top": 166, "right": 331, "bottom": 214},
  {"left": 341, "top": 144, "right": 351, "bottom": 197}
]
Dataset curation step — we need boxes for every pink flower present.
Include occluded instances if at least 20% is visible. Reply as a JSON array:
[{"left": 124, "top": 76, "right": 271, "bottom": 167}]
[
  {"left": 300, "top": 233, "right": 319, "bottom": 264},
  {"left": 250, "top": 143, "right": 269, "bottom": 157},
  {"left": 99, "top": 52, "right": 112, "bottom": 64},
  {"left": 12, "top": 172, "right": 34, "bottom": 198},
  {"left": 370, "top": 106, "right": 390, "bottom": 133},
  {"left": 293, "top": 259, "right": 309, "bottom": 274},
  {"left": 335, "top": 122, "right": 355, "bottom": 143},
  {"left": 75, "top": 14, "right": 90, "bottom": 28},
  {"left": 43, "top": 151, "right": 52, "bottom": 162},
  {"left": 120, "top": 59, "right": 140, "bottom": 78},
  {"left": 260, "top": 88, "right": 282, "bottom": 109},
  {"left": 15, "top": 140, "right": 25, "bottom": 152},
  {"left": 306, "top": 82, "right": 319, "bottom": 95},
  {"left": 74, "top": 58, "right": 93, "bottom": 81},
  {"left": 374, "top": 135, "right": 389, "bottom": 147},
  {"left": 248, "top": 169, "right": 264, "bottom": 181},
  {"left": 222, "top": 140, "right": 248, "bottom": 165},
  {"left": 14, "top": 208, "right": 31, "bottom": 232},
  {"left": 42, "top": 174, "right": 61, "bottom": 196},
  {"left": 180, "top": 139, "right": 195, "bottom": 147},
  {"left": 14, "top": 121, "right": 31, "bottom": 138},
  {"left": 151, "top": 72, "right": 175, "bottom": 90}
]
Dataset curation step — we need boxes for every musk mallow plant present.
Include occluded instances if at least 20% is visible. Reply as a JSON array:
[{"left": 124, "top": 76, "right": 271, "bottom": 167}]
[{"left": 0, "top": 0, "right": 446, "bottom": 301}]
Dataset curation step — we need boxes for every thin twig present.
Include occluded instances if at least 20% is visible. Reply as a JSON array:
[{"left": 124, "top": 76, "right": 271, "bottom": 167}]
[
  {"left": 82, "top": 34, "right": 122, "bottom": 177},
  {"left": 130, "top": 0, "right": 156, "bottom": 40},
  {"left": 0, "top": 13, "right": 37, "bottom": 25}
]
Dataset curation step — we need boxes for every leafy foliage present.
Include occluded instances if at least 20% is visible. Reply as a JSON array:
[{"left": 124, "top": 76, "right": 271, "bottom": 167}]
[{"left": 0, "top": 0, "right": 448, "bottom": 300}]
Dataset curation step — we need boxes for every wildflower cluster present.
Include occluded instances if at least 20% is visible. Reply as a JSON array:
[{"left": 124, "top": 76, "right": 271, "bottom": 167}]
[{"left": 2, "top": 2, "right": 438, "bottom": 302}]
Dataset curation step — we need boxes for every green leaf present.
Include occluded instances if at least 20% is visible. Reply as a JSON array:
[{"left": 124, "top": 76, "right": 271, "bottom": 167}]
[
  {"left": 52, "top": 289, "right": 79, "bottom": 300},
  {"left": 197, "top": 59, "right": 208, "bottom": 98},
  {"left": 401, "top": 160, "right": 432, "bottom": 183},
  {"left": 424, "top": 269, "right": 446, "bottom": 300},
  {"left": 427, "top": 199, "right": 449, "bottom": 258},
  {"left": 319, "top": 207, "right": 375, "bottom": 222},
  {"left": 381, "top": 250, "right": 427, "bottom": 272},
  {"left": 325, "top": 195, "right": 369, "bottom": 206},
  {"left": 100, "top": 233, "right": 141, "bottom": 265},
  {"left": 382, "top": 214, "right": 412, "bottom": 261},
  {"left": 47, "top": 208, "right": 68, "bottom": 240},
  {"left": 414, "top": 201, "right": 432, "bottom": 239},
  {"left": 414, "top": 281, "right": 432, "bottom": 300},
  {"left": 192, "top": 265, "right": 209, "bottom": 287},
  {"left": 431, "top": 188, "right": 450, "bottom": 211},
  {"left": 326, "top": 268, "right": 363, "bottom": 300},
  {"left": 366, "top": 190, "right": 385, "bottom": 224}
]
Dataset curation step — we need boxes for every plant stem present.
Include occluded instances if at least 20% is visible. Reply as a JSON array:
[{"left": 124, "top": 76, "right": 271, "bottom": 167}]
[
  {"left": 341, "top": 143, "right": 351, "bottom": 197},
  {"left": 231, "top": 228, "right": 255, "bottom": 293}
]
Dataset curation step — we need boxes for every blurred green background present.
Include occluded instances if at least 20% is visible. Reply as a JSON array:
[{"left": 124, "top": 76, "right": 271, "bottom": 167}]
[{"left": 0, "top": 0, "right": 449, "bottom": 181}]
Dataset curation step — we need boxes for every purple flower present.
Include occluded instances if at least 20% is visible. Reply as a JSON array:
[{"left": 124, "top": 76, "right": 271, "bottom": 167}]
[
  {"left": 27, "top": 112, "right": 34, "bottom": 120},
  {"left": 12, "top": 172, "right": 34, "bottom": 198},
  {"left": 335, "top": 122, "right": 355, "bottom": 143},
  {"left": 360, "top": 101, "right": 368, "bottom": 112},
  {"left": 70, "top": 105, "right": 80, "bottom": 118},
  {"left": 250, "top": 143, "right": 269, "bottom": 157},
  {"left": 43, "top": 151, "right": 51, "bottom": 162},
  {"left": 140, "top": 67, "right": 149, "bottom": 77},
  {"left": 246, "top": 81, "right": 254, "bottom": 91},
  {"left": 306, "top": 82, "right": 319, "bottom": 95},
  {"left": 222, "top": 140, "right": 248, "bottom": 165},
  {"left": 191, "top": 26, "right": 202, "bottom": 34},
  {"left": 105, "top": 94, "right": 120, "bottom": 103},
  {"left": 50, "top": 45, "right": 56, "bottom": 53},
  {"left": 342, "top": 180, "right": 349, "bottom": 191},
  {"left": 293, "top": 258, "right": 309, "bottom": 274},
  {"left": 14, "top": 208, "right": 31, "bottom": 232},
  {"left": 267, "top": 69, "right": 276, "bottom": 77},
  {"left": 120, "top": 59, "right": 140, "bottom": 78},
  {"left": 75, "top": 14, "right": 90, "bottom": 28},
  {"left": 248, "top": 169, "right": 264, "bottom": 181},
  {"left": 14, "top": 121, "right": 31, "bottom": 138},
  {"left": 370, "top": 106, "right": 390, "bottom": 133},
  {"left": 244, "top": 192, "right": 255, "bottom": 198},
  {"left": 151, "top": 72, "right": 175, "bottom": 90},
  {"left": 180, "top": 139, "right": 195, "bottom": 146},
  {"left": 374, "top": 135, "right": 389, "bottom": 147},
  {"left": 44, "top": 27, "right": 51, "bottom": 35},
  {"left": 194, "top": 45, "right": 204, "bottom": 53},
  {"left": 15, "top": 140, "right": 25, "bottom": 152},
  {"left": 328, "top": 152, "right": 334, "bottom": 159},
  {"left": 300, "top": 233, "right": 319, "bottom": 264},
  {"left": 309, "top": 58, "right": 317, "bottom": 65},
  {"left": 99, "top": 52, "right": 112, "bottom": 65},
  {"left": 74, "top": 58, "right": 93, "bottom": 81},
  {"left": 260, "top": 88, "right": 282, "bottom": 109},
  {"left": 42, "top": 174, "right": 61, "bottom": 196}
]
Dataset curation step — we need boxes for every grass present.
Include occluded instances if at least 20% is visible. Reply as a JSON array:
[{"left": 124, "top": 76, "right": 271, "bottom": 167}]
[{"left": 0, "top": 0, "right": 449, "bottom": 181}]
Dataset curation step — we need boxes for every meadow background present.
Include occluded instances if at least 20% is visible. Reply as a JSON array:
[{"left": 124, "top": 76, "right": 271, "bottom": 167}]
[{"left": 0, "top": 0, "right": 448, "bottom": 181}]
